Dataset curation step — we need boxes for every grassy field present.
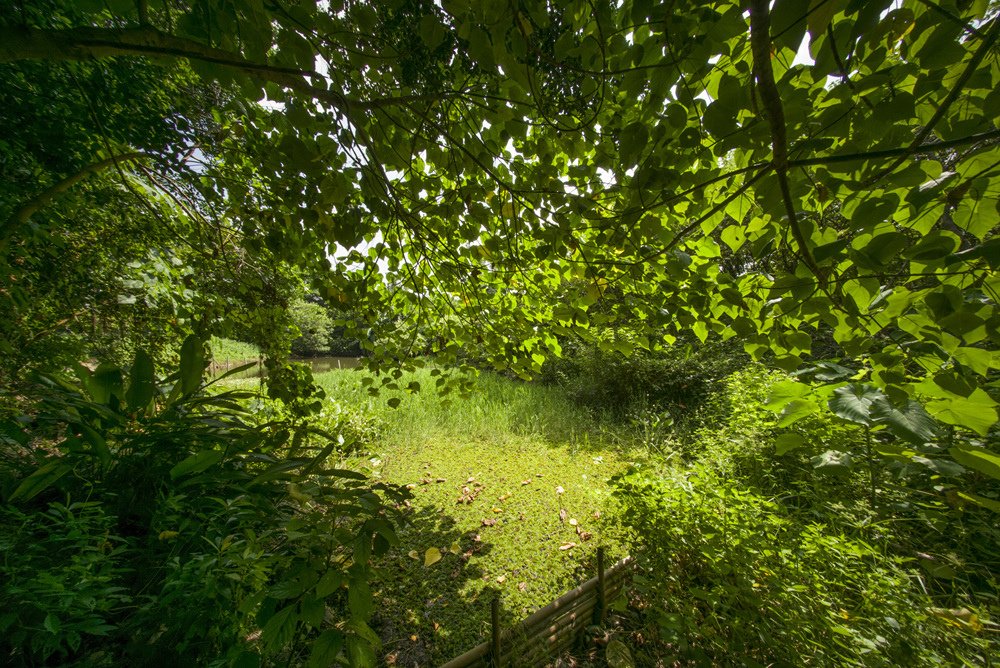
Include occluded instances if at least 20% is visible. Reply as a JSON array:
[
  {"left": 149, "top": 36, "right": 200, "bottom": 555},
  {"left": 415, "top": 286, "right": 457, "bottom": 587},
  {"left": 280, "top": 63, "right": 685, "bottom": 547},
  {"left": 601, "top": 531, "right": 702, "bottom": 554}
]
[
  {"left": 313, "top": 368, "right": 645, "bottom": 665},
  {"left": 209, "top": 336, "right": 260, "bottom": 363}
]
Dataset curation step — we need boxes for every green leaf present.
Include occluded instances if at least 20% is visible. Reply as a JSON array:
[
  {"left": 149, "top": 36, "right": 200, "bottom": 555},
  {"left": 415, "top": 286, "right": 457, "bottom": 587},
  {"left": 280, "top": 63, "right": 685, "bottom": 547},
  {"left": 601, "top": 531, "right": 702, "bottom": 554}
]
[
  {"left": 346, "top": 634, "right": 376, "bottom": 668},
  {"left": 348, "top": 579, "right": 373, "bottom": 620},
  {"left": 180, "top": 334, "right": 206, "bottom": 395},
  {"left": 910, "top": 456, "right": 965, "bottom": 477},
  {"left": 126, "top": 350, "right": 156, "bottom": 412},
  {"left": 10, "top": 460, "right": 73, "bottom": 502},
  {"left": 308, "top": 630, "right": 344, "bottom": 668},
  {"left": 43, "top": 613, "right": 60, "bottom": 634},
  {"left": 79, "top": 423, "right": 112, "bottom": 466},
  {"left": 807, "top": 0, "right": 845, "bottom": 39},
  {"left": 606, "top": 638, "right": 636, "bottom": 668},
  {"left": 169, "top": 449, "right": 224, "bottom": 479},
  {"left": 828, "top": 383, "right": 884, "bottom": 426},
  {"left": 777, "top": 399, "right": 819, "bottom": 427},
  {"left": 300, "top": 596, "right": 325, "bottom": 629},
  {"left": 206, "top": 362, "right": 259, "bottom": 385},
  {"left": 89, "top": 363, "right": 124, "bottom": 405},
  {"left": 315, "top": 571, "right": 344, "bottom": 598},
  {"left": 765, "top": 380, "right": 811, "bottom": 411},
  {"left": 926, "top": 388, "right": 998, "bottom": 435},
  {"left": 950, "top": 446, "right": 1000, "bottom": 481},
  {"left": 869, "top": 398, "right": 938, "bottom": 445},
  {"left": 956, "top": 491, "right": 1000, "bottom": 513},
  {"left": 775, "top": 433, "right": 805, "bottom": 455},
  {"left": 260, "top": 604, "right": 296, "bottom": 649},
  {"left": 953, "top": 347, "right": 994, "bottom": 376}
]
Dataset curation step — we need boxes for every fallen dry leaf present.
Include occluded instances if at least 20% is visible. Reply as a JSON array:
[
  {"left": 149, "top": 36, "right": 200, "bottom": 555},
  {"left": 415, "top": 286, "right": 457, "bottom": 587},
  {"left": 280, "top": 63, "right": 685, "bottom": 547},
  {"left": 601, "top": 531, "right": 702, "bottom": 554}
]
[
  {"left": 518, "top": 582, "right": 528, "bottom": 592},
  {"left": 435, "top": 478, "right": 446, "bottom": 483},
  {"left": 593, "top": 510, "right": 601, "bottom": 519},
  {"left": 481, "top": 518, "right": 497, "bottom": 527},
  {"left": 405, "top": 483, "right": 417, "bottom": 490},
  {"left": 498, "top": 493, "right": 511, "bottom": 501},
  {"left": 424, "top": 547, "right": 442, "bottom": 567},
  {"left": 569, "top": 518, "right": 578, "bottom": 526},
  {"left": 559, "top": 508, "right": 567, "bottom": 523},
  {"left": 559, "top": 542, "right": 577, "bottom": 551},
  {"left": 521, "top": 479, "right": 532, "bottom": 486},
  {"left": 467, "top": 476, "right": 475, "bottom": 483},
  {"left": 536, "top": 473, "right": 543, "bottom": 477},
  {"left": 408, "top": 550, "right": 419, "bottom": 560},
  {"left": 496, "top": 575, "right": 506, "bottom": 584},
  {"left": 578, "top": 531, "right": 593, "bottom": 541},
  {"left": 410, "top": 635, "right": 418, "bottom": 642},
  {"left": 491, "top": 506, "right": 502, "bottom": 513},
  {"left": 556, "top": 486, "right": 565, "bottom": 495}
]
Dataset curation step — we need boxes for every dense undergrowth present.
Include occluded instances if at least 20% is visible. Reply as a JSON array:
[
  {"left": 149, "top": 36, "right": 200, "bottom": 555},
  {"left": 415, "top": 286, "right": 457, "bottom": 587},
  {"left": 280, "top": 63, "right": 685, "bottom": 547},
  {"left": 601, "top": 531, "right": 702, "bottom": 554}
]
[
  {"left": 611, "top": 366, "right": 998, "bottom": 666},
  {"left": 2, "top": 350, "right": 997, "bottom": 667},
  {"left": 0, "top": 349, "right": 406, "bottom": 667}
]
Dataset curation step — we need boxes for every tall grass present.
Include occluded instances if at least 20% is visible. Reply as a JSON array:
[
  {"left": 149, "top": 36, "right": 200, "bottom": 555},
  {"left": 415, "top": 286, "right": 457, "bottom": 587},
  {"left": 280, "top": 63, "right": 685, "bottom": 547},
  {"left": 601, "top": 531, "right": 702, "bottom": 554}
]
[
  {"left": 208, "top": 336, "right": 259, "bottom": 363},
  {"left": 315, "top": 367, "right": 612, "bottom": 450}
]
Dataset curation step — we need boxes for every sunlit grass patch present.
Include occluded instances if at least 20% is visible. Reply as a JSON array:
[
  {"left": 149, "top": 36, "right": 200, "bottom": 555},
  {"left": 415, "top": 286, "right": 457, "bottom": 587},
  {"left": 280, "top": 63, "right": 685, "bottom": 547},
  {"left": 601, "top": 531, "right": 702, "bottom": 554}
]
[{"left": 315, "top": 368, "right": 642, "bottom": 663}]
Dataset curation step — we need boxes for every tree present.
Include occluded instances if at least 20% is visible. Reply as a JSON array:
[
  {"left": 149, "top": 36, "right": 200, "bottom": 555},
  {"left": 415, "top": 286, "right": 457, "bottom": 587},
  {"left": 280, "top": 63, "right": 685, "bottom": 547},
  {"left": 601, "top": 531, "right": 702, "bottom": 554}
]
[
  {"left": 2, "top": 0, "right": 998, "bottom": 482},
  {"left": 290, "top": 298, "right": 334, "bottom": 356}
]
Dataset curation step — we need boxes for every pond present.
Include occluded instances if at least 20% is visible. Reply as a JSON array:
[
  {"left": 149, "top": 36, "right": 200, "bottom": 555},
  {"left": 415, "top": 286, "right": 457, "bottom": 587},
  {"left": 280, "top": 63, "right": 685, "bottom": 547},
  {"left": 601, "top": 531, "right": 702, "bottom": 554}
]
[{"left": 212, "top": 356, "right": 362, "bottom": 379}]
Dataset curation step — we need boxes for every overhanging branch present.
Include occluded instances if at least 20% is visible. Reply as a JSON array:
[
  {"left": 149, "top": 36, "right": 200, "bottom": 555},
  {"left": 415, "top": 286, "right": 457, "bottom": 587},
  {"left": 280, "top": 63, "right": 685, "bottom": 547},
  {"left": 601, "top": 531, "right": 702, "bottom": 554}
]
[
  {"left": 749, "top": 0, "right": 823, "bottom": 281},
  {"left": 2, "top": 151, "right": 147, "bottom": 245},
  {"left": 0, "top": 25, "right": 445, "bottom": 114}
]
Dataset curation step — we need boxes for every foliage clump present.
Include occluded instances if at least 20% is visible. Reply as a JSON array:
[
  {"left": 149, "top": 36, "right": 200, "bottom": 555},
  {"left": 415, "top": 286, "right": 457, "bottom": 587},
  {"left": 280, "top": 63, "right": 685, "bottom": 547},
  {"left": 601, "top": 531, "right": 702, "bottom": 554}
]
[
  {"left": 611, "top": 367, "right": 997, "bottom": 666},
  {"left": 0, "top": 345, "right": 405, "bottom": 667}
]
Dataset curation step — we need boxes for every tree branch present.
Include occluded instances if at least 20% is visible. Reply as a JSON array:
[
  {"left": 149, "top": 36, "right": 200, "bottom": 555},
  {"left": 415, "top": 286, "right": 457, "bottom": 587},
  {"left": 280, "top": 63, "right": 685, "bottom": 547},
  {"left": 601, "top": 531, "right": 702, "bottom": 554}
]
[
  {"left": 867, "top": 16, "right": 999, "bottom": 186},
  {"left": 789, "top": 128, "right": 1000, "bottom": 168},
  {"left": 2, "top": 151, "right": 147, "bottom": 243},
  {"left": 0, "top": 25, "right": 446, "bottom": 114},
  {"left": 749, "top": 0, "right": 823, "bottom": 281}
]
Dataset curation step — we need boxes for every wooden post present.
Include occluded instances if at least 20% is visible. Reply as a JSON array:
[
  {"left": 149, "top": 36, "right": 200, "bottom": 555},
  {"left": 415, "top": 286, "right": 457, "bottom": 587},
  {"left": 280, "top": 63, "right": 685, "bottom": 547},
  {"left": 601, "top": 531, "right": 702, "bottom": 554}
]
[
  {"left": 595, "top": 546, "right": 606, "bottom": 625},
  {"left": 491, "top": 595, "right": 502, "bottom": 667}
]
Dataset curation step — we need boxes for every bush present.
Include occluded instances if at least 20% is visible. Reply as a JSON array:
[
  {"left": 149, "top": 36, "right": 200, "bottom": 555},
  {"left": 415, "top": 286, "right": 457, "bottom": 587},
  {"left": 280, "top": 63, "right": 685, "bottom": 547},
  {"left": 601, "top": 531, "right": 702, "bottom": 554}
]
[
  {"left": 608, "top": 366, "right": 996, "bottom": 666},
  {"left": 540, "top": 336, "right": 748, "bottom": 418},
  {"left": 613, "top": 464, "right": 991, "bottom": 666},
  {"left": 0, "top": 502, "right": 128, "bottom": 663},
  {"left": 0, "top": 343, "right": 406, "bottom": 666},
  {"left": 290, "top": 299, "right": 333, "bottom": 357}
]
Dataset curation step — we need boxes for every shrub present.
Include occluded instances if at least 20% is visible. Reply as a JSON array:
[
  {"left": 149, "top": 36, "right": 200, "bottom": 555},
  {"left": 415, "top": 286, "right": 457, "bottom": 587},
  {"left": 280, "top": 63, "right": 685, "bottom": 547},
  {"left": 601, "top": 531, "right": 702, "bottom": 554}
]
[
  {"left": 540, "top": 336, "right": 748, "bottom": 418},
  {"left": 613, "top": 464, "right": 991, "bottom": 666},
  {"left": 0, "top": 340, "right": 406, "bottom": 666},
  {"left": 290, "top": 300, "right": 333, "bottom": 357}
]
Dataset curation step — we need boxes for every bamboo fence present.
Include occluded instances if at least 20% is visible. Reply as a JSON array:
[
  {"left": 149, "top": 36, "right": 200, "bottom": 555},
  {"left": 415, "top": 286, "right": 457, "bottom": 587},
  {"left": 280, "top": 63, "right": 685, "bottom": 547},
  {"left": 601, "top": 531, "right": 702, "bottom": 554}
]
[{"left": 440, "top": 548, "right": 634, "bottom": 668}]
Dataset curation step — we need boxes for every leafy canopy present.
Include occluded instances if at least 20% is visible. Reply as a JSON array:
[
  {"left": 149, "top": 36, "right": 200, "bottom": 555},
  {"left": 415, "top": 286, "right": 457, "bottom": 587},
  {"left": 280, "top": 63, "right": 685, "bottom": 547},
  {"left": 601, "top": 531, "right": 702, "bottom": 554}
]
[{"left": 2, "top": 1, "right": 999, "bottom": 454}]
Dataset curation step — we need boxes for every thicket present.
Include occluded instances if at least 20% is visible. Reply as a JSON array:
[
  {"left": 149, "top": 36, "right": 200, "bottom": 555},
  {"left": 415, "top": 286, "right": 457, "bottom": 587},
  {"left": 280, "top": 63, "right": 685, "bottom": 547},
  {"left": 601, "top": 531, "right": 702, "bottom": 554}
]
[
  {"left": 611, "top": 367, "right": 998, "bottom": 666},
  {"left": 539, "top": 335, "right": 748, "bottom": 419},
  {"left": 0, "top": 344, "right": 402, "bottom": 666}
]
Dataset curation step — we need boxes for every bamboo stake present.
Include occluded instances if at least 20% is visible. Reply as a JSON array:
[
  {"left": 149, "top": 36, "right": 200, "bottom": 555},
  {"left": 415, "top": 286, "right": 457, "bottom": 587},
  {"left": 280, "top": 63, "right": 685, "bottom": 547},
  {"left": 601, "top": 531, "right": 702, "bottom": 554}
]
[
  {"left": 595, "top": 546, "right": 606, "bottom": 625},
  {"left": 490, "top": 595, "right": 501, "bottom": 668}
]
